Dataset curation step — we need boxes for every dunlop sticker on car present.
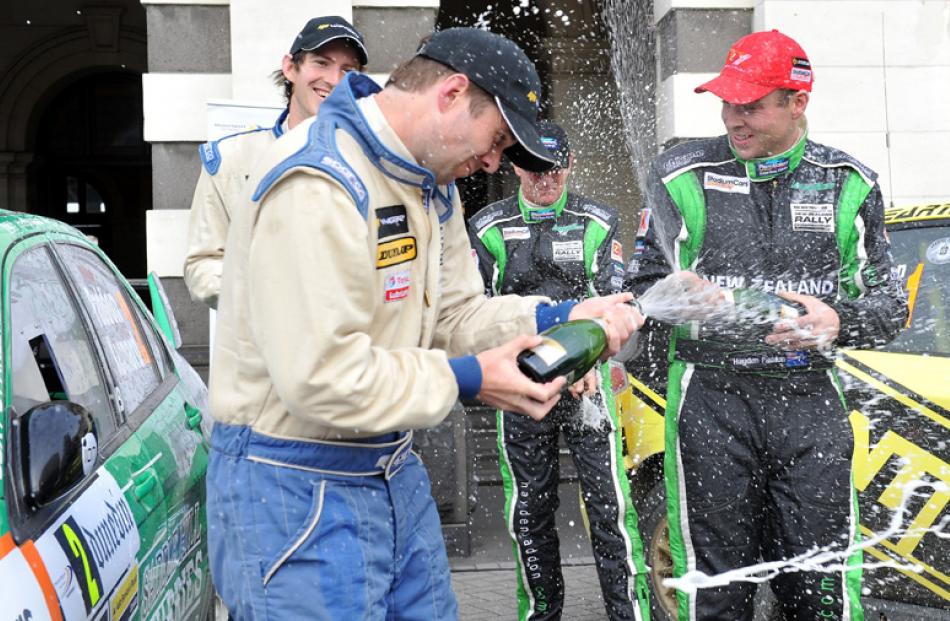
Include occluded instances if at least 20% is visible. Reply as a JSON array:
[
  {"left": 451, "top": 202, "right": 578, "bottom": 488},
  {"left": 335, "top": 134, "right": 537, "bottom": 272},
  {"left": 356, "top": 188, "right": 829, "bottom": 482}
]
[
  {"left": 33, "top": 470, "right": 141, "bottom": 620},
  {"left": 376, "top": 236, "right": 416, "bottom": 268}
]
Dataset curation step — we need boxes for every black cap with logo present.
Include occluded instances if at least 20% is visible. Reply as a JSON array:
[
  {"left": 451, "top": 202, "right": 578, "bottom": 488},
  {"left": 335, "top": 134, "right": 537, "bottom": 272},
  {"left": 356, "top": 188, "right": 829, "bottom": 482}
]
[
  {"left": 289, "top": 16, "right": 369, "bottom": 67},
  {"left": 536, "top": 120, "right": 571, "bottom": 169},
  {"left": 417, "top": 28, "right": 556, "bottom": 173}
]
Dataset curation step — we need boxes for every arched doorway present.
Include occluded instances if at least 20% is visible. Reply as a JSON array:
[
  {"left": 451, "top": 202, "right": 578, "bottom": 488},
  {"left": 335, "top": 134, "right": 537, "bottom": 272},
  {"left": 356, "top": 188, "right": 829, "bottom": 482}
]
[{"left": 29, "top": 71, "right": 151, "bottom": 277}]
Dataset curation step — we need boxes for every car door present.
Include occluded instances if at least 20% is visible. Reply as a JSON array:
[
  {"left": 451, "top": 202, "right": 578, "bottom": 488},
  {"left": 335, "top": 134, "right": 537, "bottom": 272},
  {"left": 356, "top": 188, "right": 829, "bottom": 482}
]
[
  {"left": 53, "top": 241, "right": 211, "bottom": 620},
  {"left": 4, "top": 238, "right": 146, "bottom": 621}
]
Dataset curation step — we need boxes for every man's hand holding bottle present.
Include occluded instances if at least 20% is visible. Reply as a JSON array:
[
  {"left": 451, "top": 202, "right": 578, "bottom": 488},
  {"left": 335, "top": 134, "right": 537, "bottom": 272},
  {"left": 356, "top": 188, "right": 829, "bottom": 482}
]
[
  {"left": 473, "top": 293, "right": 644, "bottom": 421},
  {"left": 569, "top": 292, "right": 646, "bottom": 356}
]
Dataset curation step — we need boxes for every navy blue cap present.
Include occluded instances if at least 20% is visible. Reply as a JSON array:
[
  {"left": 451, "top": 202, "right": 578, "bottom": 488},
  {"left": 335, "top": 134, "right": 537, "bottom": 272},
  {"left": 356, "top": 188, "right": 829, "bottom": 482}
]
[
  {"left": 290, "top": 16, "right": 368, "bottom": 66},
  {"left": 417, "top": 28, "right": 556, "bottom": 173}
]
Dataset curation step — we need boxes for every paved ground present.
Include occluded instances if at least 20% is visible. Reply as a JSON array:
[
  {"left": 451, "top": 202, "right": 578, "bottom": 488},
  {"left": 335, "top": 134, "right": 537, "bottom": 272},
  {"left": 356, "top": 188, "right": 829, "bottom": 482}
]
[{"left": 449, "top": 482, "right": 610, "bottom": 620}]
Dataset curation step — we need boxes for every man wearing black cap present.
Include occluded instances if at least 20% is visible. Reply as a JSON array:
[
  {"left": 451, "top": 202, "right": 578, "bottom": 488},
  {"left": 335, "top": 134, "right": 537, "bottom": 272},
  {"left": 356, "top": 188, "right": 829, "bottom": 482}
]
[
  {"left": 184, "top": 15, "right": 368, "bottom": 309},
  {"left": 205, "top": 28, "right": 643, "bottom": 620},
  {"left": 468, "top": 121, "right": 650, "bottom": 621}
]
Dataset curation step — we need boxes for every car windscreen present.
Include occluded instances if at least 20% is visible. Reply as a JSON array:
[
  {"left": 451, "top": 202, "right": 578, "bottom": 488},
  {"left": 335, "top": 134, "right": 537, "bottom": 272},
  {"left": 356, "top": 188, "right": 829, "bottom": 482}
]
[{"left": 883, "top": 224, "right": 950, "bottom": 355}]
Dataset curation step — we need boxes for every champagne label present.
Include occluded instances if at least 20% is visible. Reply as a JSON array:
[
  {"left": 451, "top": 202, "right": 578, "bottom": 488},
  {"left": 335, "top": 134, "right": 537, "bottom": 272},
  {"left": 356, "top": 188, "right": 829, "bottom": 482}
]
[{"left": 531, "top": 338, "right": 568, "bottom": 366}]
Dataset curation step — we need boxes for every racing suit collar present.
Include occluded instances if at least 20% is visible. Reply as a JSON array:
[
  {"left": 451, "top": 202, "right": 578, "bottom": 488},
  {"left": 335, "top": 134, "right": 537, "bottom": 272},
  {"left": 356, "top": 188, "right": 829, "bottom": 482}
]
[
  {"left": 273, "top": 108, "right": 289, "bottom": 138},
  {"left": 324, "top": 72, "right": 456, "bottom": 220},
  {"left": 518, "top": 187, "right": 567, "bottom": 223},
  {"left": 732, "top": 130, "right": 807, "bottom": 182}
]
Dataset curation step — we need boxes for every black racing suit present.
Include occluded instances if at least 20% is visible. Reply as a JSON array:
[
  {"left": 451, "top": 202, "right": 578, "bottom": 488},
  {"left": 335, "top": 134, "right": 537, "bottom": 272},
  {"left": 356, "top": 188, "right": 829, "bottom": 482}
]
[
  {"left": 469, "top": 190, "right": 651, "bottom": 621},
  {"left": 624, "top": 133, "right": 907, "bottom": 621}
]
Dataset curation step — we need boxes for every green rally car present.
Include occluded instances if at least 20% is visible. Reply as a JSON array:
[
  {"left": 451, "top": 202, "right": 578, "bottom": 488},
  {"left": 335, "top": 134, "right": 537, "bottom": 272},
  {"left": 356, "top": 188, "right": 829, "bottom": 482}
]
[{"left": 0, "top": 211, "right": 214, "bottom": 620}]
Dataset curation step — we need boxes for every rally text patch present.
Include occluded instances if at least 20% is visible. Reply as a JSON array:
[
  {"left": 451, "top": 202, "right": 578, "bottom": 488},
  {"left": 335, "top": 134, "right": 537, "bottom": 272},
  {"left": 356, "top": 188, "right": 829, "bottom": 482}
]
[
  {"left": 552, "top": 240, "right": 583, "bottom": 262},
  {"left": 790, "top": 203, "right": 835, "bottom": 233}
]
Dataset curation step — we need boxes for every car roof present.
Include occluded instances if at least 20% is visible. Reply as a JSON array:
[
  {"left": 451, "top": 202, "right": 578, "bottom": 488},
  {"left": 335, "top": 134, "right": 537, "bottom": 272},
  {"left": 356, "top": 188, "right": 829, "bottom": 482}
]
[
  {"left": 0, "top": 209, "right": 89, "bottom": 247},
  {"left": 884, "top": 202, "right": 950, "bottom": 228}
]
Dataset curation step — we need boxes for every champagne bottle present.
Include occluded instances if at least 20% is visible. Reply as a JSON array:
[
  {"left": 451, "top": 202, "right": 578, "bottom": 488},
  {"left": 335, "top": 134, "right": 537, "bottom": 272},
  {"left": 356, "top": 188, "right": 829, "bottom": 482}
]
[{"left": 517, "top": 319, "right": 608, "bottom": 384}]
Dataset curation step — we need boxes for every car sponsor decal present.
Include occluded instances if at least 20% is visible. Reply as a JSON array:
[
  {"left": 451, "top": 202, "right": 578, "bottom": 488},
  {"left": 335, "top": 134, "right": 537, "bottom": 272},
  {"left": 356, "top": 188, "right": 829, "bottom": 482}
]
[
  {"left": 1, "top": 534, "right": 60, "bottom": 621},
  {"left": 502, "top": 226, "right": 530, "bottom": 241},
  {"left": 926, "top": 237, "right": 950, "bottom": 265},
  {"left": 376, "top": 205, "right": 409, "bottom": 239},
  {"left": 885, "top": 203, "right": 950, "bottom": 224},
  {"left": 552, "top": 240, "right": 583, "bottom": 262},
  {"left": 610, "top": 240, "right": 623, "bottom": 262},
  {"left": 790, "top": 203, "right": 835, "bottom": 233},
  {"left": 141, "top": 502, "right": 204, "bottom": 621},
  {"left": 383, "top": 269, "right": 411, "bottom": 303},
  {"left": 704, "top": 172, "right": 750, "bottom": 194},
  {"left": 110, "top": 565, "right": 139, "bottom": 621},
  {"left": 376, "top": 236, "right": 416, "bottom": 269},
  {"left": 34, "top": 470, "right": 141, "bottom": 621}
]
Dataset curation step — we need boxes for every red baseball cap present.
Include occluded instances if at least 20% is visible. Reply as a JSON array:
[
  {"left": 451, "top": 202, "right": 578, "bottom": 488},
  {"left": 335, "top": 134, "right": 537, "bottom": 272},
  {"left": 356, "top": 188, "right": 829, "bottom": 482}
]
[{"left": 695, "top": 30, "right": 813, "bottom": 104}]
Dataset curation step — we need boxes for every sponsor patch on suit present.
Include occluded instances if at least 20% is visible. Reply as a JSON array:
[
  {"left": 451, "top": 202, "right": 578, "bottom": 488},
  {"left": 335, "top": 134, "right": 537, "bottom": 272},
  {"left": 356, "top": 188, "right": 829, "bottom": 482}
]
[
  {"left": 790, "top": 203, "right": 835, "bottom": 232},
  {"left": 503, "top": 226, "right": 531, "bottom": 240},
  {"left": 376, "top": 205, "right": 409, "bottom": 238},
  {"left": 384, "top": 269, "right": 411, "bottom": 302},
  {"left": 377, "top": 236, "right": 417, "bottom": 268},
  {"left": 704, "top": 172, "right": 750, "bottom": 194},
  {"left": 552, "top": 240, "right": 583, "bottom": 262}
]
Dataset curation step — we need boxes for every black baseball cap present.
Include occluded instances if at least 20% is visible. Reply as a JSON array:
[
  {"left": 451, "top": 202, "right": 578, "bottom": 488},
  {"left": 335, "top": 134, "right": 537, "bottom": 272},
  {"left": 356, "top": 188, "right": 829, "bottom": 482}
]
[
  {"left": 417, "top": 28, "right": 556, "bottom": 173},
  {"left": 289, "top": 16, "right": 369, "bottom": 66},
  {"left": 537, "top": 120, "right": 571, "bottom": 168}
]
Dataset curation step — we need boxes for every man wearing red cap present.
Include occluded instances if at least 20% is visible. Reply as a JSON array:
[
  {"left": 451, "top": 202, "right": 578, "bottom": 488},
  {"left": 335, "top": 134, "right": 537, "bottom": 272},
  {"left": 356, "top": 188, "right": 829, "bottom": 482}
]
[{"left": 624, "top": 30, "right": 906, "bottom": 620}]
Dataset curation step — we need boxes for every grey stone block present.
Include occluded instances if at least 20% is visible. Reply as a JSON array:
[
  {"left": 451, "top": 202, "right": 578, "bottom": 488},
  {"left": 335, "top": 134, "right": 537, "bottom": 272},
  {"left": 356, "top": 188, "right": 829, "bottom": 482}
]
[
  {"left": 657, "top": 8, "right": 752, "bottom": 81},
  {"left": 352, "top": 7, "right": 437, "bottom": 74},
  {"left": 151, "top": 142, "right": 201, "bottom": 211},
  {"left": 146, "top": 4, "right": 230, "bottom": 73}
]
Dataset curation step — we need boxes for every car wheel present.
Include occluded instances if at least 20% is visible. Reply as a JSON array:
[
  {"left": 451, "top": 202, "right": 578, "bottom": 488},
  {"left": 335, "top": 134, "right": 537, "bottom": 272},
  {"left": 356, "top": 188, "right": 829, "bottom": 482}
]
[{"left": 634, "top": 478, "right": 783, "bottom": 621}]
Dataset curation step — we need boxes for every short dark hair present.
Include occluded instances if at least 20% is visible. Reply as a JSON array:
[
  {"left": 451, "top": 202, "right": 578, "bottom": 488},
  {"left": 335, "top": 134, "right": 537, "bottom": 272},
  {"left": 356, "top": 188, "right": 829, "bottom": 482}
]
[{"left": 386, "top": 56, "right": 494, "bottom": 117}]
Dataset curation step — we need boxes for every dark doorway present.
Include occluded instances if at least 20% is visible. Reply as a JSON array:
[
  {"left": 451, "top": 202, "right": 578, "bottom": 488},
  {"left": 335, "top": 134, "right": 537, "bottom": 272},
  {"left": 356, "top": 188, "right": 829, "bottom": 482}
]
[{"left": 29, "top": 71, "right": 151, "bottom": 277}]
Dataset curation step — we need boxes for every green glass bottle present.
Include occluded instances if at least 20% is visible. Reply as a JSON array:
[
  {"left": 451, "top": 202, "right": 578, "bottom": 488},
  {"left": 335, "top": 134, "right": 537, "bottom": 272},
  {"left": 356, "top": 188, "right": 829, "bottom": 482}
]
[{"left": 517, "top": 319, "right": 608, "bottom": 384}]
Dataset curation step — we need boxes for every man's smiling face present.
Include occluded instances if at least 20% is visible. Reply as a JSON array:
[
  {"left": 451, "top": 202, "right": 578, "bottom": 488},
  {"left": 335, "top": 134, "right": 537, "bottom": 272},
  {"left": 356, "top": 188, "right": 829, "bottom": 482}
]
[{"left": 283, "top": 40, "right": 361, "bottom": 126}]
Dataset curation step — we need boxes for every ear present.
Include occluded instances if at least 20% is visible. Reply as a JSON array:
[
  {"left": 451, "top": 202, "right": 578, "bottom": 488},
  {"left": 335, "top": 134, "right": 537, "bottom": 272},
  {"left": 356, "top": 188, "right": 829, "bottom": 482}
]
[
  {"left": 790, "top": 91, "right": 809, "bottom": 119},
  {"left": 435, "top": 73, "right": 471, "bottom": 113},
  {"left": 281, "top": 53, "right": 297, "bottom": 82}
]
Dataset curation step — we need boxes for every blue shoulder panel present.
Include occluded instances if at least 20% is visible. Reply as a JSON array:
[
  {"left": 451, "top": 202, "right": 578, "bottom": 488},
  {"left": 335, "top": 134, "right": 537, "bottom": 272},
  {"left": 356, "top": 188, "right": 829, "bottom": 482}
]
[
  {"left": 252, "top": 118, "right": 369, "bottom": 218},
  {"left": 201, "top": 109, "right": 287, "bottom": 176},
  {"left": 199, "top": 141, "right": 222, "bottom": 175}
]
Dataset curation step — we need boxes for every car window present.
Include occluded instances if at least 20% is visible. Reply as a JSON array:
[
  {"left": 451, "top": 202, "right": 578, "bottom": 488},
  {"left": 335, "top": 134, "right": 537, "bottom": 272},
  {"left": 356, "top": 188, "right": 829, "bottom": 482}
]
[
  {"left": 9, "top": 245, "right": 118, "bottom": 440},
  {"left": 57, "top": 244, "right": 163, "bottom": 414},
  {"left": 131, "top": 292, "right": 172, "bottom": 378},
  {"left": 884, "top": 225, "right": 950, "bottom": 355}
]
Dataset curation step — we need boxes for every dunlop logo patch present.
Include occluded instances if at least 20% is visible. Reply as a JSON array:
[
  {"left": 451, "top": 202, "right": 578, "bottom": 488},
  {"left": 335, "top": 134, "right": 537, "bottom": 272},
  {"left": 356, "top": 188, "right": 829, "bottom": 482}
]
[{"left": 377, "top": 236, "right": 416, "bottom": 268}]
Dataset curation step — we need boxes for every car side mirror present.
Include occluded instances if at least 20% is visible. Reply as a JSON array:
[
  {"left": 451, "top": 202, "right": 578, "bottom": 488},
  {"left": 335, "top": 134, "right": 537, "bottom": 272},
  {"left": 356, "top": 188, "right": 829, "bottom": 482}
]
[
  {"left": 16, "top": 401, "right": 98, "bottom": 508},
  {"left": 148, "top": 270, "right": 182, "bottom": 349}
]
